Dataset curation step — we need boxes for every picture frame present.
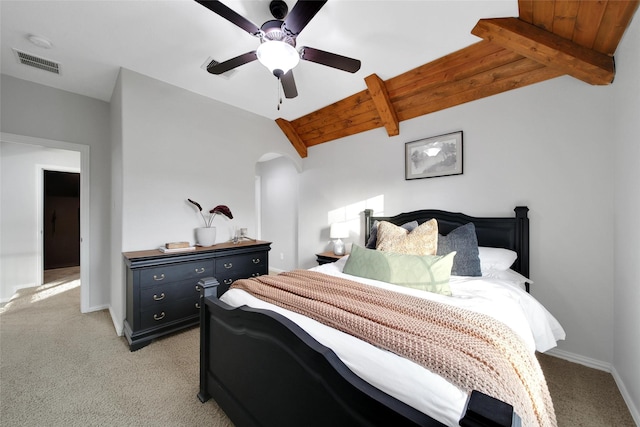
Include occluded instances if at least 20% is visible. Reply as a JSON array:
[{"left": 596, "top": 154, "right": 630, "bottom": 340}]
[{"left": 405, "top": 131, "right": 463, "bottom": 180}]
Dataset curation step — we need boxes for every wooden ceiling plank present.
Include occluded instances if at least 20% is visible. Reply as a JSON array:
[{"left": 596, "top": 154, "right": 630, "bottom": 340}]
[
  {"left": 293, "top": 93, "right": 376, "bottom": 136},
  {"left": 385, "top": 42, "right": 504, "bottom": 93},
  {"left": 552, "top": 0, "right": 580, "bottom": 39},
  {"left": 275, "top": 118, "right": 307, "bottom": 158},
  {"left": 388, "top": 48, "right": 523, "bottom": 102},
  {"left": 573, "top": 0, "right": 608, "bottom": 48},
  {"left": 592, "top": 0, "right": 640, "bottom": 54},
  {"left": 394, "top": 57, "right": 548, "bottom": 118},
  {"left": 304, "top": 115, "right": 383, "bottom": 147},
  {"left": 518, "top": 0, "right": 535, "bottom": 23},
  {"left": 292, "top": 90, "right": 372, "bottom": 131},
  {"left": 397, "top": 62, "right": 564, "bottom": 122},
  {"left": 364, "top": 74, "right": 400, "bottom": 137},
  {"left": 532, "top": 0, "right": 556, "bottom": 30},
  {"left": 471, "top": 17, "right": 615, "bottom": 85},
  {"left": 299, "top": 105, "right": 381, "bottom": 141}
]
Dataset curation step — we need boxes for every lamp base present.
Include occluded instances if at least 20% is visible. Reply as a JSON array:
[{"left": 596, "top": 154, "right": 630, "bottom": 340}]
[{"left": 333, "top": 239, "right": 345, "bottom": 256}]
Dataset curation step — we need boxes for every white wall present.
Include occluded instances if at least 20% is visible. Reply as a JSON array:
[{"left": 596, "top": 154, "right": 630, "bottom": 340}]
[
  {"left": 110, "top": 72, "right": 125, "bottom": 331},
  {"left": 297, "top": 74, "right": 616, "bottom": 365},
  {"left": 0, "top": 75, "right": 111, "bottom": 310},
  {"left": 0, "top": 142, "right": 79, "bottom": 301},
  {"left": 612, "top": 13, "right": 640, "bottom": 421},
  {"left": 117, "top": 69, "right": 302, "bottom": 251},
  {"left": 108, "top": 68, "right": 301, "bottom": 331},
  {"left": 257, "top": 156, "right": 299, "bottom": 272}
]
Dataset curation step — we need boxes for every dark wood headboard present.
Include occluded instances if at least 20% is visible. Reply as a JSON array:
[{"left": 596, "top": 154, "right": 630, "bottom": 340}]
[{"left": 364, "top": 207, "right": 530, "bottom": 278}]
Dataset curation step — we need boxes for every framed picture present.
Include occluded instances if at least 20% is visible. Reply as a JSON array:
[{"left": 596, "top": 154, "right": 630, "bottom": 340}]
[{"left": 405, "top": 131, "right": 463, "bottom": 180}]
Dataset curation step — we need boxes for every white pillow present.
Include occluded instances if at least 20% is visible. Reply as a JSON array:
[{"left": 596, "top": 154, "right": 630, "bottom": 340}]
[{"left": 478, "top": 247, "right": 517, "bottom": 271}]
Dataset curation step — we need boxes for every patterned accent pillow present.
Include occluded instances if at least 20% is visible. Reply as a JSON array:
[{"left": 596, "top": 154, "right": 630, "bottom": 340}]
[
  {"left": 376, "top": 219, "right": 438, "bottom": 255},
  {"left": 365, "top": 220, "right": 418, "bottom": 249},
  {"left": 343, "top": 244, "right": 454, "bottom": 295}
]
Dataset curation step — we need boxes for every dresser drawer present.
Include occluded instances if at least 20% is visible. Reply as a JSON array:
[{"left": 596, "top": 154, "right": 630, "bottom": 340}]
[
  {"left": 217, "top": 261, "right": 267, "bottom": 296},
  {"left": 139, "top": 295, "right": 200, "bottom": 331},
  {"left": 139, "top": 279, "right": 201, "bottom": 309},
  {"left": 218, "top": 267, "right": 266, "bottom": 287},
  {"left": 139, "top": 260, "right": 213, "bottom": 287},
  {"left": 215, "top": 252, "right": 266, "bottom": 275}
]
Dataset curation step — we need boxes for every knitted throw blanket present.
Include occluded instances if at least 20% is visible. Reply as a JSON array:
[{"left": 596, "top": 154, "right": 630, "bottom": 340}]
[{"left": 231, "top": 270, "right": 556, "bottom": 427}]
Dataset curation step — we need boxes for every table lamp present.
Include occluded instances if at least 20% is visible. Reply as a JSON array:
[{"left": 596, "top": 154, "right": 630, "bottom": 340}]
[{"left": 330, "top": 222, "right": 349, "bottom": 256}]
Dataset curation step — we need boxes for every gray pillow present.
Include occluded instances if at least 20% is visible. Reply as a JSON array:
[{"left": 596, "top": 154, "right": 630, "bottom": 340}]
[
  {"left": 365, "top": 220, "right": 418, "bottom": 249},
  {"left": 437, "top": 222, "right": 481, "bottom": 277}
]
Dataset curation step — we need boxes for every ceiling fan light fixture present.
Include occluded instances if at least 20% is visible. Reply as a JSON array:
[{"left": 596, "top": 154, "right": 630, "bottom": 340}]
[{"left": 256, "top": 40, "right": 299, "bottom": 76}]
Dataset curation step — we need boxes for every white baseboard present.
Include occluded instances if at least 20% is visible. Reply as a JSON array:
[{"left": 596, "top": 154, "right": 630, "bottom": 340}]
[
  {"left": 545, "top": 348, "right": 639, "bottom": 425},
  {"left": 108, "top": 306, "right": 124, "bottom": 336},
  {"left": 610, "top": 366, "right": 640, "bottom": 426},
  {"left": 269, "top": 267, "right": 285, "bottom": 275},
  {"left": 1, "top": 283, "right": 38, "bottom": 303},
  {"left": 545, "top": 348, "right": 612, "bottom": 372}
]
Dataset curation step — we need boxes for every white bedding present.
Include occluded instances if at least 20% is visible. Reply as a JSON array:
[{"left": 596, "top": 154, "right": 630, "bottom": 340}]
[{"left": 220, "top": 257, "right": 565, "bottom": 426}]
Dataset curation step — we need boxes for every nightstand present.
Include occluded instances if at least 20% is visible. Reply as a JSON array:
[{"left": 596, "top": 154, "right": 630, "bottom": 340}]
[{"left": 316, "top": 251, "right": 346, "bottom": 265}]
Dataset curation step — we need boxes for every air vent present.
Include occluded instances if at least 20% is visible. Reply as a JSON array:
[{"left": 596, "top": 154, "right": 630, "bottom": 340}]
[
  {"left": 13, "top": 49, "right": 60, "bottom": 74},
  {"left": 201, "top": 57, "right": 236, "bottom": 79}
]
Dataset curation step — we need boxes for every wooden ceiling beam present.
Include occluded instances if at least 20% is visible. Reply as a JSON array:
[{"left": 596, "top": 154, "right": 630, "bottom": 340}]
[
  {"left": 364, "top": 74, "right": 399, "bottom": 137},
  {"left": 471, "top": 17, "right": 615, "bottom": 85},
  {"left": 277, "top": 2, "right": 637, "bottom": 157},
  {"left": 396, "top": 59, "right": 564, "bottom": 122},
  {"left": 275, "top": 118, "right": 307, "bottom": 158}
]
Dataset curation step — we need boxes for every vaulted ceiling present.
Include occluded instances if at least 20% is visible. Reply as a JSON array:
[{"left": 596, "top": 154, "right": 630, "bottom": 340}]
[
  {"left": 0, "top": 1, "right": 519, "bottom": 122},
  {"left": 277, "top": 0, "right": 639, "bottom": 158}
]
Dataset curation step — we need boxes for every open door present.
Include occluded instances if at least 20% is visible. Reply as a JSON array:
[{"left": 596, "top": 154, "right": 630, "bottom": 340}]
[{"left": 43, "top": 170, "right": 80, "bottom": 270}]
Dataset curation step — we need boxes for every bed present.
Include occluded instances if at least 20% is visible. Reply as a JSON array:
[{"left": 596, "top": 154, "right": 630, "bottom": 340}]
[{"left": 197, "top": 206, "right": 565, "bottom": 427}]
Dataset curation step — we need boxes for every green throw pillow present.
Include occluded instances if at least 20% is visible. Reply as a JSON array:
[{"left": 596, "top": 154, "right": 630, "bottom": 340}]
[{"left": 343, "top": 244, "right": 455, "bottom": 296}]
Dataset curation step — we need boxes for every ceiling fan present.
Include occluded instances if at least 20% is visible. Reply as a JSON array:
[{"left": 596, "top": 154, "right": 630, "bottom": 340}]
[{"left": 195, "top": 0, "right": 361, "bottom": 100}]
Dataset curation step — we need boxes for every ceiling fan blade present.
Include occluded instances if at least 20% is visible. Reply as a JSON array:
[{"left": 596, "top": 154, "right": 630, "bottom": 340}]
[
  {"left": 207, "top": 51, "right": 257, "bottom": 74},
  {"left": 280, "top": 71, "right": 298, "bottom": 99},
  {"left": 300, "top": 46, "right": 361, "bottom": 73},
  {"left": 195, "top": 0, "right": 261, "bottom": 36},
  {"left": 282, "top": 0, "right": 328, "bottom": 37}
]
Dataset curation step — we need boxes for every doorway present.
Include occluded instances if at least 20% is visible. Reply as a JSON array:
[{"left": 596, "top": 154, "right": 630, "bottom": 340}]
[
  {"left": 43, "top": 170, "right": 80, "bottom": 270},
  {"left": 1, "top": 132, "right": 90, "bottom": 312}
]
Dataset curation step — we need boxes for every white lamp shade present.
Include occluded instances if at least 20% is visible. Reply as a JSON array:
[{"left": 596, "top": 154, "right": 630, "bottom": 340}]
[
  {"left": 256, "top": 40, "right": 300, "bottom": 75},
  {"left": 330, "top": 222, "right": 349, "bottom": 239}
]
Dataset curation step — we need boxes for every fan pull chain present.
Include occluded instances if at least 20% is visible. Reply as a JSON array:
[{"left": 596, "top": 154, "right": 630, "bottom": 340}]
[{"left": 276, "top": 78, "right": 283, "bottom": 111}]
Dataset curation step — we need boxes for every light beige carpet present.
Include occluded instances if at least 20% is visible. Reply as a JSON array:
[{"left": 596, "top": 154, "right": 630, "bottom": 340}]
[
  {"left": 0, "top": 272, "right": 232, "bottom": 427},
  {"left": 1, "top": 270, "right": 636, "bottom": 426}
]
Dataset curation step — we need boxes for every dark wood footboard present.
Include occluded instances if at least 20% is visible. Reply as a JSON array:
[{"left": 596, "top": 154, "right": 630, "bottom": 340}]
[{"left": 197, "top": 279, "right": 518, "bottom": 427}]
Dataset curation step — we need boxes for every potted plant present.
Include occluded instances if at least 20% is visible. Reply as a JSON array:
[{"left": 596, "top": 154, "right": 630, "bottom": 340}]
[{"left": 188, "top": 199, "right": 233, "bottom": 246}]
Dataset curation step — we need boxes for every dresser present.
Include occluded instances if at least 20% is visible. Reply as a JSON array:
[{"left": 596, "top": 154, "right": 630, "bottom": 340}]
[{"left": 123, "top": 240, "right": 271, "bottom": 351}]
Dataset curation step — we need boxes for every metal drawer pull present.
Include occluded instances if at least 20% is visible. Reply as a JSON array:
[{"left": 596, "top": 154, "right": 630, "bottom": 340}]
[
  {"left": 154, "top": 312, "right": 166, "bottom": 321},
  {"left": 153, "top": 274, "right": 165, "bottom": 281},
  {"left": 153, "top": 293, "right": 165, "bottom": 301},
  {"left": 224, "top": 279, "right": 233, "bottom": 285},
  {"left": 251, "top": 273, "right": 261, "bottom": 277},
  {"left": 224, "top": 262, "right": 233, "bottom": 269},
  {"left": 195, "top": 303, "right": 201, "bottom": 309},
  {"left": 195, "top": 267, "right": 205, "bottom": 274},
  {"left": 252, "top": 258, "right": 260, "bottom": 264}
]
